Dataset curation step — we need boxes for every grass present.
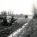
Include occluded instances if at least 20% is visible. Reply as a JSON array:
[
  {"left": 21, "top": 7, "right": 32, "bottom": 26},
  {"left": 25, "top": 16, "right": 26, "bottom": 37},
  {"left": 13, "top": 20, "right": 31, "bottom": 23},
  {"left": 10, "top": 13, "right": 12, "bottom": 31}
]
[{"left": 20, "top": 18, "right": 37, "bottom": 37}]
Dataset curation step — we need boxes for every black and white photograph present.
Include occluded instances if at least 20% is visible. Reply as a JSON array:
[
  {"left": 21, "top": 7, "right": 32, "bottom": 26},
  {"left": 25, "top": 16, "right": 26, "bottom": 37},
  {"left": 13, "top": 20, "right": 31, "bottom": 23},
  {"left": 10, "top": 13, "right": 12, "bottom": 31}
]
[{"left": 0, "top": 0, "right": 37, "bottom": 37}]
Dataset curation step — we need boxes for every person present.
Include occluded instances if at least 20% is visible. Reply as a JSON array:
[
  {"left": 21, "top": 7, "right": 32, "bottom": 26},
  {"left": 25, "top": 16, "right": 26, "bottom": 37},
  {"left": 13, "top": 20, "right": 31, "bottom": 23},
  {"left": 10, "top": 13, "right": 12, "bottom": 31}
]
[
  {"left": 9, "top": 16, "right": 16, "bottom": 25},
  {"left": 2, "top": 16, "right": 8, "bottom": 26}
]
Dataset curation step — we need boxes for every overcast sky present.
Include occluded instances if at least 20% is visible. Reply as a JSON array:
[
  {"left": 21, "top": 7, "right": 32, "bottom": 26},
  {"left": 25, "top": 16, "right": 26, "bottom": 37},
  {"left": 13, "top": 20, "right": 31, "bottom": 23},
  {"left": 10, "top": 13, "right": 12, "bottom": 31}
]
[{"left": 0, "top": 0, "right": 36, "bottom": 15}]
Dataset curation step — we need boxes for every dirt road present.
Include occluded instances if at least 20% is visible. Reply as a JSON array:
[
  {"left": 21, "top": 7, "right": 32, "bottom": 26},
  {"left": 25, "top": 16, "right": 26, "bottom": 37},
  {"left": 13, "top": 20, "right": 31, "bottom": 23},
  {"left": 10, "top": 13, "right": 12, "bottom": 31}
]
[{"left": 8, "top": 23, "right": 28, "bottom": 37}]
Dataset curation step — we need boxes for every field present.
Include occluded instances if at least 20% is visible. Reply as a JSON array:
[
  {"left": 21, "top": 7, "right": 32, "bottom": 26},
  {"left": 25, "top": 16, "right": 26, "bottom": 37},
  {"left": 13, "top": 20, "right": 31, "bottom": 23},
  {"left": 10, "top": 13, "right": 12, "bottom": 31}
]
[
  {"left": 16, "top": 17, "right": 30, "bottom": 23},
  {"left": 0, "top": 16, "right": 31, "bottom": 37}
]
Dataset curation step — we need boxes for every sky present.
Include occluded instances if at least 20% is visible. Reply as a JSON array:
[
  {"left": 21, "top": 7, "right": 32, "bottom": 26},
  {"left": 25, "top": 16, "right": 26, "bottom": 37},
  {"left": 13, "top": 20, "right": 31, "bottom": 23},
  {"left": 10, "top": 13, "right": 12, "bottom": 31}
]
[{"left": 0, "top": 0, "right": 36, "bottom": 15}]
